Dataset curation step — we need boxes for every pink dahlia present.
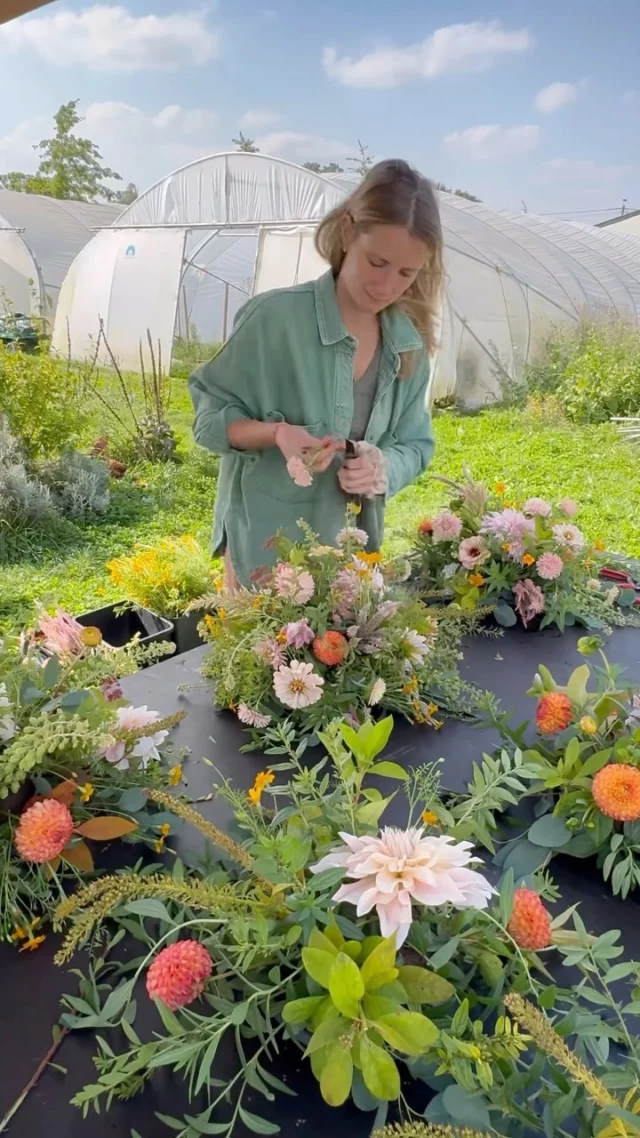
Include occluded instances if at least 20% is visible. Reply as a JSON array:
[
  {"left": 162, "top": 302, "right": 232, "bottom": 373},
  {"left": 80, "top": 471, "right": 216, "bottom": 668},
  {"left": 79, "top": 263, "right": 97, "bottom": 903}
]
[
  {"left": 536, "top": 552, "right": 564, "bottom": 581},
  {"left": 523, "top": 497, "right": 552, "bottom": 518},
  {"left": 284, "top": 618, "right": 315, "bottom": 648},
  {"left": 458, "top": 535, "right": 489, "bottom": 570},
  {"left": 237, "top": 703, "right": 272, "bottom": 728},
  {"left": 431, "top": 512, "right": 463, "bottom": 544},
  {"left": 481, "top": 509, "right": 535, "bottom": 543},
  {"left": 254, "top": 638, "right": 287, "bottom": 668},
  {"left": 552, "top": 523, "right": 585, "bottom": 552},
  {"left": 274, "top": 564, "right": 315, "bottom": 605},
  {"left": 558, "top": 498, "right": 578, "bottom": 517},
  {"left": 146, "top": 941, "right": 213, "bottom": 1010},
  {"left": 15, "top": 799, "right": 74, "bottom": 863},
  {"left": 513, "top": 579, "right": 545, "bottom": 626},
  {"left": 311, "top": 829, "right": 494, "bottom": 947}
]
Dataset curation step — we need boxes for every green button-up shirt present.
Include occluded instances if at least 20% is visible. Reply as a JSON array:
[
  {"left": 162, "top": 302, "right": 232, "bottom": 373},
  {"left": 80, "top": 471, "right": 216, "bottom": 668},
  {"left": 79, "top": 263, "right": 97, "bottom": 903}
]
[{"left": 189, "top": 269, "right": 434, "bottom": 587}]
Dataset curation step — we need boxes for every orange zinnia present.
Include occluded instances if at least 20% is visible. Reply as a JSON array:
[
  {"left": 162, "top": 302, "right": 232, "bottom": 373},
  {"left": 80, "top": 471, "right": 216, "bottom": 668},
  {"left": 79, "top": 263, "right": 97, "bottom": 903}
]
[
  {"left": 592, "top": 764, "right": 640, "bottom": 822},
  {"left": 536, "top": 692, "right": 573, "bottom": 735},
  {"left": 522, "top": 553, "right": 535, "bottom": 567}
]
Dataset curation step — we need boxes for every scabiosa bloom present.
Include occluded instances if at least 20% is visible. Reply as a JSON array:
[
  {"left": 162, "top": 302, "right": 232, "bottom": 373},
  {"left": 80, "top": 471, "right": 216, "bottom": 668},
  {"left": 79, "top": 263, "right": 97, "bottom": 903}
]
[
  {"left": 274, "top": 564, "right": 315, "bottom": 605},
  {"left": 536, "top": 691, "right": 573, "bottom": 734},
  {"left": 513, "top": 579, "right": 545, "bottom": 626},
  {"left": 146, "top": 941, "right": 213, "bottom": 1010},
  {"left": 523, "top": 497, "right": 552, "bottom": 518},
  {"left": 558, "top": 498, "right": 578, "bottom": 517},
  {"left": 536, "top": 552, "right": 564, "bottom": 581},
  {"left": 592, "top": 764, "right": 640, "bottom": 822},
  {"left": 15, "top": 799, "right": 74, "bottom": 863},
  {"left": 100, "top": 677, "right": 123, "bottom": 702},
  {"left": 236, "top": 703, "right": 272, "bottom": 729},
  {"left": 552, "top": 523, "right": 585, "bottom": 552},
  {"left": 273, "top": 660, "right": 324, "bottom": 709},
  {"left": 283, "top": 618, "right": 315, "bottom": 649},
  {"left": 311, "top": 829, "right": 494, "bottom": 947},
  {"left": 336, "top": 526, "right": 369, "bottom": 547},
  {"left": 368, "top": 678, "right": 386, "bottom": 706},
  {"left": 431, "top": 512, "right": 463, "bottom": 543},
  {"left": 286, "top": 456, "right": 313, "bottom": 487},
  {"left": 458, "top": 536, "right": 489, "bottom": 570},
  {"left": 507, "top": 888, "right": 552, "bottom": 950}
]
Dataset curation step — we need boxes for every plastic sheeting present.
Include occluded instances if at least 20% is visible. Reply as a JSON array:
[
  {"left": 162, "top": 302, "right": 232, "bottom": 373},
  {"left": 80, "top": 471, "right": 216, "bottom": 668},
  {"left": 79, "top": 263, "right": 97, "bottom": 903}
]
[{"left": 0, "top": 189, "right": 119, "bottom": 324}]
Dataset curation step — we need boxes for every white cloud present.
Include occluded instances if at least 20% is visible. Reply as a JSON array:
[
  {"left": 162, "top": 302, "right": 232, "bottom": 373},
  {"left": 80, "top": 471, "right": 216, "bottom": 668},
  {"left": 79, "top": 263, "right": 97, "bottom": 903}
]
[
  {"left": 0, "top": 4, "right": 220, "bottom": 72},
  {"left": 541, "top": 158, "right": 633, "bottom": 183},
  {"left": 239, "top": 109, "right": 282, "bottom": 130},
  {"left": 443, "top": 123, "right": 540, "bottom": 161},
  {"left": 323, "top": 20, "right": 532, "bottom": 89},
  {"left": 534, "top": 82, "right": 579, "bottom": 113},
  {"left": 255, "top": 131, "right": 352, "bottom": 163}
]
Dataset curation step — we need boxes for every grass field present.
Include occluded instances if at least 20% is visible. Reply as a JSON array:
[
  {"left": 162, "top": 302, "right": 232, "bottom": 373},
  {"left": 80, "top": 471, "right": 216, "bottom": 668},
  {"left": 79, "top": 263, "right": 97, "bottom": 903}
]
[{"left": 2, "top": 372, "right": 639, "bottom": 623}]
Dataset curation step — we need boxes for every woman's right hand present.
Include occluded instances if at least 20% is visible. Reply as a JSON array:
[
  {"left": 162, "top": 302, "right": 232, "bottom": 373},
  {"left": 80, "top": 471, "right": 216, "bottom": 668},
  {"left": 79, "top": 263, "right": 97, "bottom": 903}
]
[{"left": 273, "top": 423, "right": 343, "bottom": 473}]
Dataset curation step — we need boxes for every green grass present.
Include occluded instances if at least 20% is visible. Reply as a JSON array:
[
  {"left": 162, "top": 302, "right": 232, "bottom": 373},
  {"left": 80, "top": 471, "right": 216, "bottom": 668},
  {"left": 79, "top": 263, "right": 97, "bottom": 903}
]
[{"left": 2, "top": 391, "right": 640, "bottom": 623}]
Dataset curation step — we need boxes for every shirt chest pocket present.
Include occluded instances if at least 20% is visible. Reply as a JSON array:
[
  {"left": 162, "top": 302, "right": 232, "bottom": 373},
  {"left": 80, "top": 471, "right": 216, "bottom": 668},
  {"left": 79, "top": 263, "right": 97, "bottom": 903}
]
[{"left": 242, "top": 419, "right": 328, "bottom": 503}]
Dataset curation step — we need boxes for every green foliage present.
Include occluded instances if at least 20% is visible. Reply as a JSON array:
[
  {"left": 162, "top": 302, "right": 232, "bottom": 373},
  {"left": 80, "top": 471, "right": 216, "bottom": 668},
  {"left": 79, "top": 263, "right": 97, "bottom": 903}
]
[{"left": 0, "top": 345, "right": 89, "bottom": 458}]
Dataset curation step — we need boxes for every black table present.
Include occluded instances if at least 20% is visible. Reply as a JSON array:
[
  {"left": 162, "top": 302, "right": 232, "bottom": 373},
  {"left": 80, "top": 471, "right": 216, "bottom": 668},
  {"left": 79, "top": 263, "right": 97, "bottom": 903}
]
[{"left": 3, "top": 626, "right": 640, "bottom": 1136}]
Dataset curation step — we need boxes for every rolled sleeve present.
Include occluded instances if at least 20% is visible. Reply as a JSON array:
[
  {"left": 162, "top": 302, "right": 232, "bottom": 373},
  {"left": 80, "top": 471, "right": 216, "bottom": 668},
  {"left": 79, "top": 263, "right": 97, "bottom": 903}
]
[{"left": 188, "top": 298, "right": 262, "bottom": 456}]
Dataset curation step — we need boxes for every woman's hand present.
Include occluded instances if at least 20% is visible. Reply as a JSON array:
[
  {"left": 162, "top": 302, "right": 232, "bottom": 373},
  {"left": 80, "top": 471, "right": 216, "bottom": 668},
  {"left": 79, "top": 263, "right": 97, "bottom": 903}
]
[
  {"left": 337, "top": 443, "right": 388, "bottom": 498},
  {"left": 274, "top": 423, "right": 343, "bottom": 473}
]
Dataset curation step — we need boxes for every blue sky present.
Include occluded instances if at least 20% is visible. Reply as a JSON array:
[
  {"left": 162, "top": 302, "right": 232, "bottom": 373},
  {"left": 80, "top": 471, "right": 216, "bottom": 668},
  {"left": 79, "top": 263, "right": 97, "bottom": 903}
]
[{"left": 0, "top": 0, "right": 638, "bottom": 220}]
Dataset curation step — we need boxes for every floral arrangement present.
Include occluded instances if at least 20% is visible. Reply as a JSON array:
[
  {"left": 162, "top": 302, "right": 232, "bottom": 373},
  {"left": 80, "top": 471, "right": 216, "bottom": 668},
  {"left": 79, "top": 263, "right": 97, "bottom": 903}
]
[
  {"left": 409, "top": 471, "right": 640, "bottom": 632},
  {"left": 487, "top": 637, "right": 640, "bottom": 898},
  {"left": 195, "top": 508, "right": 490, "bottom": 744},
  {"left": 107, "top": 535, "right": 220, "bottom": 618},
  {"left": 52, "top": 717, "right": 640, "bottom": 1138},
  {"left": 0, "top": 613, "right": 186, "bottom": 947}
]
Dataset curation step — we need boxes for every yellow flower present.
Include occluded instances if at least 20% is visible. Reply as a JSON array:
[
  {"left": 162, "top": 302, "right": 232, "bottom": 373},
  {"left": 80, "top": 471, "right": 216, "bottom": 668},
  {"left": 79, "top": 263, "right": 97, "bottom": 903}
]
[
  {"left": 78, "top": 782, "right": 94, "bottom": 803},
  {"left": 168, "top": 764, "right": 183, "bottom": 786},
  {"left": 356, "top": 551, "right": 382, "bottom": 565},
  {"left": 522, "top": 553, "right": 535, "bottom": 567},
  {"left": 19, "top": 934, "right": 46, "bottom": 952},
  {"left": 252, "top": 597, "right": 263, "bottom": 609},
  {"left": 403, "top": 676, "right": 419, "bottom": 695},
  {"left": 80, "top": 626, "right": 102, "bottom": 648},
  {"left": 422, "top": 810, "right": 439, "bottom": 826},
  {"left": 204, "top": 614, "right": 218, "bottom": 635},
  {"left": 502, "top": 542, "right": 512, "bottom": 553},
  {"left": 154, "top": 822, "right": 172, "bottom": 853},
  {"left": 218, "top": 607, "right": 227, "bottom": 619},
  {"left": 11, "top": 917, "right": 41, "bottom": 941},
  {"left": 594, "top": 539, "right": 605, "bottom": 552},
  {"left": 579, "top": 716, "right": 597, "bottom": 736},
  {"left": 347, "top": 501, "right": 362, "bottom": 516},
  {"left": 494, "top": 481, "right": 506, "bottom": 495},
  {"left": 248, "top": 769, "right": 275, "bottom": 807},
  {"left": 468, "top": 572, "right": 485, "bottom": 586},
  {"left": 583, "top": 558, "right": 595, "bottom": 569}
]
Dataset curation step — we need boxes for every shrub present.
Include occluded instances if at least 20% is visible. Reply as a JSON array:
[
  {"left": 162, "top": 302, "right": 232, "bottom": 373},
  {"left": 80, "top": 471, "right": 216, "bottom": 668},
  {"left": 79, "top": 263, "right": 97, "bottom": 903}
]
[
  {"left": 526, "top": 318, "right": 640, "bottom": 423},
  {"left": 0, "top": 345, "right": 88, "bottom": 458},
  {"left": 40, "top": 451, "right": 111, "bottom": 519},
  {"left": 107, "top": 535, "right": 218, "bottom": 617}
]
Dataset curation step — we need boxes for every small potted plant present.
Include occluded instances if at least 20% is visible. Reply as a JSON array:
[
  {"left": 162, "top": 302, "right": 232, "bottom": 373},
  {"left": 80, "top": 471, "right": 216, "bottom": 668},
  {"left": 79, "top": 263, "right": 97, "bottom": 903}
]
[{"left": 107, "top": 536, "right": 220, "bottom": 655}]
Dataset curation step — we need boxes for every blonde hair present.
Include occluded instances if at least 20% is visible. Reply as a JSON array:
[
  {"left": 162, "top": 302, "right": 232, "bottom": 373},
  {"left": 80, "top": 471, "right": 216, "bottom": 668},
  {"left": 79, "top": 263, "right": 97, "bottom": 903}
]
[{"left": 315, "top": 159, "right": 444, "bottom": 372}]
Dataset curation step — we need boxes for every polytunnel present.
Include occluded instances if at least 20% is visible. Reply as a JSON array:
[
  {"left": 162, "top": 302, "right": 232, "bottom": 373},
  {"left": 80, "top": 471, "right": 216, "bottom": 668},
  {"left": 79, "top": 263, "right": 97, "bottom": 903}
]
[
  {"left": 51, "top": 153, "right": 640, "bottom": 404},
  {"left": 0, "top": 188, "right": 119, "bottom": 326}
]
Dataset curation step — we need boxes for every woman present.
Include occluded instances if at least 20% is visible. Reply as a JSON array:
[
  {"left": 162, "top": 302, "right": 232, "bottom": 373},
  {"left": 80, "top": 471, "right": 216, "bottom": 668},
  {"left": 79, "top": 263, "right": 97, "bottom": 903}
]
[{"left": 189, "top": 159, "right": 443, "bottom": 589}]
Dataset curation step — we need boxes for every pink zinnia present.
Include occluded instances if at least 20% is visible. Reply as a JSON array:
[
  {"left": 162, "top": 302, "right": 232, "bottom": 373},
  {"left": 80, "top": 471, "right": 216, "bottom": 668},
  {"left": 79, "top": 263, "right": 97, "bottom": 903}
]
[
  {"left": 286, "top": 456, "right": 313, "bottom": 487},
  {"left": 146, "top": 941, "right": 213, "bottom": 1010},
  {"left": 237, "top": 703, "right": 272, "bottom": 728},
  {"left": 284, "top": 618, "right": 315, "bottom": 648},
  {"left": 513, "top": 579, "right": 545, "bottom": 626},
  {"left": 38, "top": 609, "right": 85, "bottom": 657},
  {"left": 536, "top": 552, "right": 564, "bottom": 580},
  {"left": 524, "top": 497, "right": 552, "bottom": 518},
  {"left": 274, "top": 564, "right": 315, "bottom": 605},
  {"left": 431, "top": 512, "right": 463, "bottom": 543},
  {"left": 253, "top": 638, "right": 287, "bottom": 668},
  {"left": 559, "top": 498, "right": 578, "bottom": 517},
  {"left": 552, "top": 523, "right": 585, "bottom": 552},
  {"left": 15, "top": 799, "right": 74, "bottom": 863},
  {"left": 458, "top": 535, "right": 488, "bottom": 570}
]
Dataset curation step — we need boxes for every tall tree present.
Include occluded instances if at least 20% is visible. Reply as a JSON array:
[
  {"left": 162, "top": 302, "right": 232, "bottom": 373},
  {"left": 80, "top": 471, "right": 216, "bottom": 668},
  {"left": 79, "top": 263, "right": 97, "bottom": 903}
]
[
  {"left": 232, "top": 132, "right": 260, "bottom": 153},
  {"left": 303, "top": 161, "right": 344, "bottom": 174},
  {"left": 0, "top": 100, "right": 122, "bottom": 202},
  {"left": 347, "top": 140, "right": 374, "bottom": 178},
  {"left": 434, "top": 181, "right": 481, "bottom": 203},
  {"left": 113, "top": 182, "right": 138, "bottom": 205}
]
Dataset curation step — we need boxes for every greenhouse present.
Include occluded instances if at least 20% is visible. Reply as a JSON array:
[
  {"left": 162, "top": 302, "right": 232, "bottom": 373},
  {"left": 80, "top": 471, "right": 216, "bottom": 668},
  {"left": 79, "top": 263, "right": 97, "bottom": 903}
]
[
  {"left": 51, "top": 151, "right": 640, "bottom": 404},
  {"left": 0, "top": 188, "right": 119, "bottom": 326}
]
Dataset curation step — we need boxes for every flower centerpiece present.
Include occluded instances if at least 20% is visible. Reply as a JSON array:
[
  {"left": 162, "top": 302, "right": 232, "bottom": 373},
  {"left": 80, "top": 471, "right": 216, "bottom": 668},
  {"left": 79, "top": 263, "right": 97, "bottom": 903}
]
[
  {"left": 54, "top": 717, "right": 640, "bottom": 1138},
  {"left": 487, "top": 637, "right": 640, "bottom": 897},
  {"left": 409, "top": 471, "right": 640, "bottom": 632},
  {"left": 195, "top": 508, "right": 487, "bottom": 744},
  {"left": 0, "top": 618, "right": 186, "bottom": 947}
]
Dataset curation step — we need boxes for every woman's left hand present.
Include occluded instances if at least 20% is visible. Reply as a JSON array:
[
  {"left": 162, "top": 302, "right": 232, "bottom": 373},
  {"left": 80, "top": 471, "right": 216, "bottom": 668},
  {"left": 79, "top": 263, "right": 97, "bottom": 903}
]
[{"left": 337, "top": 454, "right": 377, "bottom": 496}]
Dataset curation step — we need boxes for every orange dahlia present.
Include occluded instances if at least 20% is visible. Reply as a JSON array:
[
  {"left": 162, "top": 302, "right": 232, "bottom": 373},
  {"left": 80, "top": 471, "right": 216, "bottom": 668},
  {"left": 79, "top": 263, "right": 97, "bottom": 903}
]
[
  {"left": 313, "top": 630, "right": 348, "bottom": 666},
  {"left": 146, "top": 940, "right": 213, "bottom": 1010},
  {"left": 418, "top": 518, "right": 433, "bottom": 535},
  {"left": 535, "top": 692, "right": 573, "bottom": 735},
  {"left": 507, "top": 888, "right": 552, "bottom": 950},
  {"left": 592, "top": 764, "right": 640, "bottom": 822},
  {"left": 15, "top": 799, "right": 74, "bottom": 863}
]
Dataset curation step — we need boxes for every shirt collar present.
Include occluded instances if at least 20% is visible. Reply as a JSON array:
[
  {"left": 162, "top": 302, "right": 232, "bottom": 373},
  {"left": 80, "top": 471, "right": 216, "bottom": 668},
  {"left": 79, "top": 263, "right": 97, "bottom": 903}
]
[{"left": 313, "top": 269, "right": 423, "bottom": 355}]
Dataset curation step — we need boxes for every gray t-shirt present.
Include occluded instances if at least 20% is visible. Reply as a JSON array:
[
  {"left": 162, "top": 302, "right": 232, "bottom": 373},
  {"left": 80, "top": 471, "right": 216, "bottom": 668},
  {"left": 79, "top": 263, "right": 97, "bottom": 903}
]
[{"left": 350, "top": 343, "right": 381, "bottom": 441}]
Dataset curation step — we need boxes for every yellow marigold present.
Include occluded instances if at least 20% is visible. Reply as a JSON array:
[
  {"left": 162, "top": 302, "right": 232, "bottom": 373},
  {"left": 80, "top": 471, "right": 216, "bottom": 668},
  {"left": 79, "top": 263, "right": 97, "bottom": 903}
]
[
  {"left": 248, "top": 770, "right": 275, "bottom": 807},
  {"left": 522, "top": 553, "right": 535, "bottom": 567},
  {"left": 592, "top": 764, "right": 640, "bottom": 822},
  {"left": 579, "top": 716, "right": 597, "bottom": 736},
  {"left": 495, "top": 481, "right": 506, "bottom": 495},
  {"left": 468, "top": 572, "right": 485, "bottom": 586},
  {"left": 421, "top": 810, "right": 439, "bottom": 826},
  {"left": 594, "top": 540, "right": 605, "bottom": 552}
]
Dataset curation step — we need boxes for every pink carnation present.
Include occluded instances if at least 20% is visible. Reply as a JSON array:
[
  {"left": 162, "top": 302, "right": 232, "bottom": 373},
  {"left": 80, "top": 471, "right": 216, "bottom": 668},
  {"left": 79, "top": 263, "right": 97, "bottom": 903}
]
[
  {"left": 559, "top": 498, "right": 578, "bottom": 517},
  {"left": 286, "top": 456, "right": 313, "bottom": 487},
  {"left": 523, "top": 497, "right": 552, "bottom": 518},
  {"left": 146, "top": 941, "right": 213, "bottom": 1010},
  {"left": 536, "top": 552, "right": 564, "bottom": 580},
  {"left": 431, "top": 512, "right": 463, "bottom": 543},
  {"left": 457, "top": 535, "right": 488, "bottom": 570},
  {"left": 274, "top": 564, "right": 315, "bottom": 605},
  {"left": 513, "top": 579, "right": 545, "bottom": 627}
]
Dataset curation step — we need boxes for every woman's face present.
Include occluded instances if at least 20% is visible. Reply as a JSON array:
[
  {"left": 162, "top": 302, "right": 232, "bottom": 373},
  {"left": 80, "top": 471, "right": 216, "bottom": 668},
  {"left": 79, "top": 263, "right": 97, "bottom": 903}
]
[{"left": 339, "top": 221, "right": 430, "bottom": 315}]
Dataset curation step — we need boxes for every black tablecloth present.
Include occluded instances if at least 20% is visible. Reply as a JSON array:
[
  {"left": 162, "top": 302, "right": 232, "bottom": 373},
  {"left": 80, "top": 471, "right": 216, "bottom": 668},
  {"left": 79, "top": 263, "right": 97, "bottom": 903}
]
[{"left": 3, "top": 626, "right": 640, "bottom": 1136}]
